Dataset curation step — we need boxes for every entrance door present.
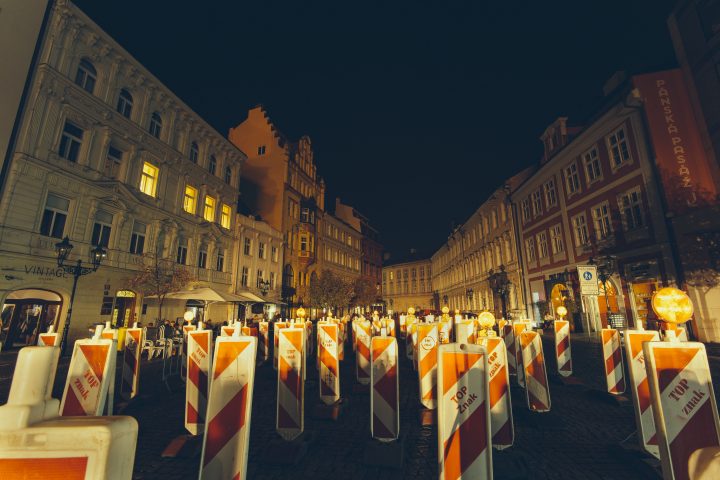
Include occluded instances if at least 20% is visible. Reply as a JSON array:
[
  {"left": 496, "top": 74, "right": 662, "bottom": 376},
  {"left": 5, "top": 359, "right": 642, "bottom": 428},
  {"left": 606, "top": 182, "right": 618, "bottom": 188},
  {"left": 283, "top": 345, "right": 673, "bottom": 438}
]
[
  {"left": 597, "top": 280, "right": 619, "bottom": 328},
  {"left": 1, "top": 289, "right": 62, "bottom": 349},
  {"left": 112, "top": 290, "right": 136, "bottom": 328}
]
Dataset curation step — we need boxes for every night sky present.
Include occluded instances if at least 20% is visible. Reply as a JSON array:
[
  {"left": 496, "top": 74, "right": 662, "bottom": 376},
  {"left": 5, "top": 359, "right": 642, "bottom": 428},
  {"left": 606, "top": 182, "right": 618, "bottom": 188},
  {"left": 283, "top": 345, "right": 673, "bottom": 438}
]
[{"left": 74, "top": 0, "right": 678, "bottom": 259}]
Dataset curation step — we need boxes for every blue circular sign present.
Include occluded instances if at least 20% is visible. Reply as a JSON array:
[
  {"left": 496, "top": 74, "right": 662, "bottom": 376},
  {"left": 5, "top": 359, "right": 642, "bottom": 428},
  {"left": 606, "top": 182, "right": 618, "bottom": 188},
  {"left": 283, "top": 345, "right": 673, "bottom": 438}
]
[{"left": 583, "top": 271, "right": 593, "bottom": 281}]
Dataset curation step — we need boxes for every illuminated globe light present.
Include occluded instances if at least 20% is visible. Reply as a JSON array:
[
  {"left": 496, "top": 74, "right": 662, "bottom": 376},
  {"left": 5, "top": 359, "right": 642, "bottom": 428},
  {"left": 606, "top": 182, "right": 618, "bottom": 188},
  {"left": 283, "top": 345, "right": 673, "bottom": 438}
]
[
  {"left": 442, "top": 306, "right": 450, "bottom": 315},
  {"left": 297, "top": 307, "right": 306, "bottom": 319},
  {"left": 652, "top": 287, "right": 693, "bottom": 325},
  {"left": 556, "top": 305, "right": 568, "bottom": 320},
  {"left": 407, "top": 307, "right": 416, "bottom": 316},
  {"left": 477, "top": 311, "right": 496, "bottom": 337},
  {"left": 183, "top": 310, "right": 194, "bottom": 322}
]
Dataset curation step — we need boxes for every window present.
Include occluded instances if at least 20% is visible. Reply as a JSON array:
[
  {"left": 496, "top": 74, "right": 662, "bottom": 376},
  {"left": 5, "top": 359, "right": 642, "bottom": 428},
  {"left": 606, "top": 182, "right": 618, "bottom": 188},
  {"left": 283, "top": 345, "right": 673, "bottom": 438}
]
[
  {"left": 117, "top": 89, "right": 133, "bottom": 118},
  {"left": 104, "top": 146, "right": 123, "bottom": 179},
  {"left": 40, "top": 194, "right": 69, "bottom": 239},
  {"left": 583, "top": 147, "right": 602, "bottom": 184},
  {"left": 271, "top": 246, "right": 278, "bottom": 262},
  {"left": 592, "top": 202, "right": 613, "bottom": 239},
  {"left": 531, "top": 190, "right": 542, "bottom": 216},
  {"left": 176, "top": 238, "right": 188, "bottom": 264},
  {"left": 618, "top": 189, "right": 644, "bottom": 230},
  {"left": 572, "top": 214, "right": 589, "bottom": 246},
  {"left": 544, "top": 179, "right": 557, "bottom": 208},
  {"left": 256, "top": 270, "right": 264, "bottom": 288},
  {"left": 149, "top": 112, "right": 162, "bottom": 138},
  {"left": 198, "top": 246, "right": 207, "bottom": 268},
  {"left": 564, "top": 162, "right": 581, "bottom": 195},
  {"left": 208, "top": 155, "right": 217, "bottom": 175},
  {"left": 537, "top": 231, "right": 549, "bottom": 258},
  {"left": 183, "top": 185, "right": 198, "bottom": 214},
  {"left": 59, "top": 121, "right": 83, "bottom": 162},
  {"left": 75, "top": 59, "right": 97, "bottom": 93},
  {"left": 244, "top": 237, "right": 252, "bottom": 256},
  {"left": 189, "top": 142, "right": 199, "bottom": 163},
  {"left": 300, "top": 207, "right": 310, "bottom": 223},
  {"left": 258, "top": 145, "right": 266, "bottom": 155},
  {"left": 525, "top": 238, "right": 536, "bottom": 262},
  {"left": 220, "top": 204, "right": 231, "bottom": 229},
  {"left": 129, "top": 221, "right": 146, "bottom": 255},
  {"left": 607, "top": 127, "right": 631, "bottom": 168},
  {"left": 203, "top": 195, "right": 216, "bottom": 222},
  {"left": 300, "top": 234, "right": 308, "bottom": 252},
  {"left": 224, "top": 166, "right": 232, "bottom": 184},
  {"left": 216, "top": 249, "right": 225, "bottom": 271},
  {"left": 521, "top": 198, "right": 531, "bottom": 222},
  {"left": 550, "top": 224, "right": 564, "bottom": 255},
  {"left": 270, "top": 272, "right": 276, "bottom": 289},
  {"left": 259, "top": 242, "right": 266, "bottom": 259},
  {"left": 91, "top": 210, "right": 113, "bottom": 248},
  {"left": 241, "top": 267, "right": 249, "bottom": 287},
  {"left": 139, "top": 162, "right": 158, "bottom": 197}
]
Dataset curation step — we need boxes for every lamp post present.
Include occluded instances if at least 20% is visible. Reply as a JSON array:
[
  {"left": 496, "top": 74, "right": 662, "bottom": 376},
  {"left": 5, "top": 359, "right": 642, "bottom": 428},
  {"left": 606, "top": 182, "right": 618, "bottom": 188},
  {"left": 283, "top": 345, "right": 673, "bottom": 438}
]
[
  {"left": 54, "top": 236, "right": 106, "bottom": 355},
  {"left": 488, "top": 264, "right": 510, "bottom": 319},
  {"left": 258, "top": 278, "right": 271, "bottom": 296},
  {"left": 589, "top": 255, "right": 617, "bottom": 315},
  {"left": 465, "top": 288, "right": 474, "bottom": 311}
]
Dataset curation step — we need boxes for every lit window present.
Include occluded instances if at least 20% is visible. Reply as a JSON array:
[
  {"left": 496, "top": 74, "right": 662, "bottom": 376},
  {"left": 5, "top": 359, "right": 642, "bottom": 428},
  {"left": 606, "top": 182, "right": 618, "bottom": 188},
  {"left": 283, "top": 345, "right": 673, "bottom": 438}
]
[
  {"left": 40, "top": 194, "right": 69, "bottom": 239},
  {"left": 190, "top": 141, "right": 199, "bottom": 163},
  {"left": 149, "top": 112, "right": 162, "bottom": 138},
  {"left": 129, "top": 221, "right": 146, "bottom": 255},
  {"left": 139, "top": 162, "right": 159, "bottom": 197},
  {"left": 607, "top": 127, "right": 631, "bottom": 168},
  {"left": 220, "top": 203, "right": 231, "bottom": 229},
  {"left": 59, "top": 121, "right": 83, "bottom": 162},
  {"left": 117, "top": 89, "right": 133, "bottom": 118},
  {"left": 183, "top": 185, "right": 197, "bottom": 214},
  {"left": 203, "top": 195, "right": 216, "bottom": 222},
  {"left": 75, "top": 59, "right": 96, "bottom": 94}
]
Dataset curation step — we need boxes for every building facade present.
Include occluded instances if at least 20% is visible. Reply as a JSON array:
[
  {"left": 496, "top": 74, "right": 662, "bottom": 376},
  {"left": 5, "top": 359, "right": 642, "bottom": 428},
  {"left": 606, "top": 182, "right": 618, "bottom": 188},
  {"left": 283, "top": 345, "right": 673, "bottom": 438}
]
[
  {"left": 317, "top": 211, "right": 363, "bottom": 287},
  {"left": 334, "top": 197, "right": 383, "bottom": 293},
  {"left": 0, "top": 0, "right": 246, "bottom": 348},
  {"left": 382, "top": 255, "right": 433, "bottom": 313}
]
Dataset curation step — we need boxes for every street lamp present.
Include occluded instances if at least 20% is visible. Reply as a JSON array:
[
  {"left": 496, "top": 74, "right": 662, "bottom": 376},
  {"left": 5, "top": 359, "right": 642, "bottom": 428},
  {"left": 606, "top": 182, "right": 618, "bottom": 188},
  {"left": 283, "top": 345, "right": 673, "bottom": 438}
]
[
  {"left": 258, "top": 278, "right": 271, "bottom": 296},
  {"left": 466, "top": 288, "right": 473, "bottom": 310},
  {"left": 488, "top": 264, "right": 511, "bottom": 319},
  {"left": 55, "top": 236, "right": 106, "bottom": 355},
  {"left": 589, "top": 255, "right": 617, "bottom": 315}
]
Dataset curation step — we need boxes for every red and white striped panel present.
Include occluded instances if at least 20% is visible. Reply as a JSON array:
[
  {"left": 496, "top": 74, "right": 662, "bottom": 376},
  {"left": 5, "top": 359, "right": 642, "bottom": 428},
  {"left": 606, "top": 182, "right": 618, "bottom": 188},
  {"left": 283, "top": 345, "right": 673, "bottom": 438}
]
[
  {"left": 554, "top": 320, "right": 572, "bottom": 377},
  {"left": 318, "top": 322, "right": 340, "bottom": 405},
  {"left": 437, "top": 343, "right": 492, "bottom": 480},
  {"left": 519, "top": 331, "right": 551, "bottom": 412},
  {"left": 258, "top": 321, "right": 270, "bottom": 363},
  {"left": 625, "top": 329, "right": 661, "bottom": 459},
  {"left": 371, "top": 336, "right": 399, "bottom": 442},
  {"left": 601, "top": 328, "right": 626, "bottom": 395},
  {"left": 37, "top": 332, "right": 59, "bottom": 347},
  {"left": 644, "top": 341, "right": 720, "bottom": 480},
  {"left": 273, "top": 322, "right": 287, "bottom": 371},
  {"left": 480, "top": 336, "right": 514, "bottom": 449},
  {"left": 351, "top": 318, "right": 359, "bottom": 352},
  {"left": 60, "top": 339, "right": 114, "bottom": 416},
  {"left": 277, "top": 328, "right": 305, "bottom": 441},
  {"left": 513, "top": 321, "right": 530, "bottom": 386},
  {"left": 456, "top": 321, "right": 476, "bottom": 345},
  {"left": 199, "top": 335, "right": 257, "bottom": 480},
  {"left": 100, "top": 329, "right": 117, "bottom": 341},
  {"left": 406, "top": 321, "right": 416, "bottom": 361},
  {"left": 498, "top": 319, "right": 508, "bottom": 332},
  {"left": 438, "top": 321, "right": 451, "bottom": 344},
  {"left": 356, "top": 321, "right": 372, "bottom": 385},
  {"left": 503, "top": 323, "right": 516, "bottom": 377},
  {"left": 241, "top": 326, "right": 258, "bottom": 337},
  {"left": 399, "top": 315, "right": 407, "bottom": 338},
  {"left": 305, "top": 320, "right": 314, "bottom": 358},
  {"left": 338, "top": 320, "right": 346, "bottom": 361},
  {"left": 417, "top": 323, "right": 439, "bottom": 409},
  {"left": 674, "top": 325, "right": 688, "bottom": 342},
  {"left": 186, "top": 329, "right": 213, "bottom": 435},
  {"left": 121, "top": 328, "right": 143, "bottom": 401}
]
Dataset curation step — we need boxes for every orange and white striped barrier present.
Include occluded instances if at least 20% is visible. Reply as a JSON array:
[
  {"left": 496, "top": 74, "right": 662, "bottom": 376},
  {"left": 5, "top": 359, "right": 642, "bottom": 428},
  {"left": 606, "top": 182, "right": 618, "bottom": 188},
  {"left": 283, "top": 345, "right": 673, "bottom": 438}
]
[
  {"left": 480, "top": 336, "right": 514, "bottom": 449},
  {"left": 406, "top": 320, "right": 416, "bottom": 362},
  {"left": 625, "top": 329, "right": 661, "bottom": 459},
  {"left": 519, "top": 331, "right": 551, "bottom": 412},
  {"left": 221, "top": 325, "right": 235, "bottom": 337},
  {"left": 438, "top": 321, "right": 451, "bottom": 344},
  {"left": 371, "top": 335, "right": 399, "bottom": 441},
  {"left": 502, "top": 323, "right": 516, "bottom": 377},
  {"left": 199, "top": 333, "right": 257, "bottom": 480},
  {"left": 601, "top": 328, "right": 626, "bottom": 395},
  {"left": 456, "top": 321, "right": 476, "bottom": 345},
  {"left": 37, "top": 326, "right": 59, "bottom": 347},
  {"left": 351, "top": 318, "right": 359, "bottom": 352},
  {"left": 513, "top": 321, "right": 530, "bottom": 387},
  {"left": 644, "top": 340, "right": 720, "bottom": 480},
  {"left": 258, "top": 321, "right": 270, "bottom": 363},
  {"left": 553, "top": 320, "right": 572, "bottom": 377},
  {"left": 417, "top": 323, "right": 439, "bottom": 409},
  {"left": 277, "top": 327, "right": 305, "bottom": 441},
  {"left": 186, "top": 329, "right": 213, "bottom": 435},
  {"left": 437, "top": 343, "right": 492, "bottom": 479},
  {"left": 338, "top": 321, "right": 346, "bottom": 361},
  {"left": 356, "top": 320, "right": 372, "bottom": 385},
  {"left": 121, "top": 327, "right": 143, "bottom": 401},
  {"left": 241, "top": 325, "right": 258, "bottom": 337},
  {"left": 399, "top": 315, "right": 407, "bottom": 338},
  {"left": 498, "top": 319, "right": 508, "bottom": 331},
  {"left": 273, "top": 322, "right": 287, "bottom": 371},
  {"left": 305, "top": 320, "right": 314, "bottom": 358},
  {"left": 60, "top": 334, "right": 115, "bottom": 416},
  {"left": 318, "top": 322, "right": 340, "bottom": 405},
  {"left": 672, "top": 325, "right": 688, "bottom": 342}
]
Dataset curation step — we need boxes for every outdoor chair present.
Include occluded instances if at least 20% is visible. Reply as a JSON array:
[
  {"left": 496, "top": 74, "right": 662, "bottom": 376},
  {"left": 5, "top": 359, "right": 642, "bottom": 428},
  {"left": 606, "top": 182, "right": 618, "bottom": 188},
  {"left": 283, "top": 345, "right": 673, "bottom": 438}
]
[{"left": 142, "top": 327, "right": 164, "bottom": 360}]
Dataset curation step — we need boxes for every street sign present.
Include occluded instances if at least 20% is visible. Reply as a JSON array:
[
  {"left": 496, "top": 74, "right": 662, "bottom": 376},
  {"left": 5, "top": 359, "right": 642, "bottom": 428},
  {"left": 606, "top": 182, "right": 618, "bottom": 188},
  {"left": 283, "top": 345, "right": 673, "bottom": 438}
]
[{"left": 577, "top": 265, "right": 599, "bottom": 295}]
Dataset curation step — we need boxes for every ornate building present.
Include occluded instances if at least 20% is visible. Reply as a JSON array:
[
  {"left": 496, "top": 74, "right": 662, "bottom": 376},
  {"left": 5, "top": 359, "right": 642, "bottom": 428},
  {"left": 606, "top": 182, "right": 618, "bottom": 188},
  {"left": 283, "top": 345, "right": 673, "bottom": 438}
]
[{"left": 382, "top": 252, "right": 433, "bottom": 313}]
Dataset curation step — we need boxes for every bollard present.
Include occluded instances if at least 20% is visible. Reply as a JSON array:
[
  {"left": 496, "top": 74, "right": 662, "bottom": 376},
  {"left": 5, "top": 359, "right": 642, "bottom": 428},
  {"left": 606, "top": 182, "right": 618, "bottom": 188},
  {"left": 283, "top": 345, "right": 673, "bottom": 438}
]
[
  {"left": 370, "top": 336, "right": 399, "bottom": 441},
  {"left": 553, "top": 320, "right": 573, "bottom": 377},
  {"left": 121, "top": 327, "right": 143, "bottom": 401},
  {"left": 277, "top": 327, "right": 305, "bottom": 441},
  {"left": 479, "top": 336, "right": 514, "bottom": 449},
  {"left": 519, "top": 330, "right": 551, "bottom": 412},
  {"left": 625, "top": 329, "right": 661, "bottom": 459},
  {"left": 417, "top": 323, "right": 439, "bottom": 410},
  {"left": 186, "top": 329, "right": 212, "bottom": 435},
  {"left": 60, "top": 335, "right": 115, "bottom": 416},
  {"left": 318, "top": 322, "right": 340, "bottom": 405},
  {"left": 601, "top": 328, "right": 626, "bottom": 395}
]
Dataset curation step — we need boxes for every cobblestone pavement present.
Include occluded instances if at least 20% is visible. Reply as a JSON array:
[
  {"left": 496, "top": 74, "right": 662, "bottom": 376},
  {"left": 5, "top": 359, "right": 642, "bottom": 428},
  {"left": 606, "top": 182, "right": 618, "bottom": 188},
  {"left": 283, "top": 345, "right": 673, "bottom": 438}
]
[{"left": 2, "top": 331, "right": 719, "bottom": 479}]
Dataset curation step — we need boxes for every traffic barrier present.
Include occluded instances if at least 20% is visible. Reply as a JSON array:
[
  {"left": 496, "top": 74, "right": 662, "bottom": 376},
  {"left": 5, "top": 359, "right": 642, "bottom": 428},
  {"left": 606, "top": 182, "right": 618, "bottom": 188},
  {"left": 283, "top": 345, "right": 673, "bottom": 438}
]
[
  {"left": 120, "top": 327, "right": 143, "bottom": 401},
  {"left": 456, "top": 321, "right": 476, "bottom": 345},
  {"left": 644, "top": 340, "right": 720, "bottom": 480},
  {"left": 241, "top": 325, "right": 258, "bottom": 337},
  {"left": 305, "top": 320, "right": 314, "bottom": 358},
  {"left": 273, "top": 322, "right": 287, "bottom": 371},
  {"left": 601, "top": 328, "right": 626, "bottom": 395},
  {"left": 553, "top": 320, "right": 572, "bottom": 377},
  {"left": 674, "top": 325, "right": 688, "bottom": 342},
  {"left": 437, "top": 343, "right": 492, "bottom": 480},
  {"left": 498, "top": 319, "right": 508, "bottom": 332},
  {"left": 625, "top": 329, "right": 661, "bottom": 459},
  {"left": 37, "top": 326, "right": 59, "bottom": 347},
  {"left": 338, "top": 320, "right": 346, "bottom": 361},
  {"left": 277, "top": 327, "right": 305, "bottom": 441},
  {"left": 318, "top": 322, "right": 340, "bottom": 405},
  {"left": 199, "top": 334, "right": 257, "bottom": 480},
  {"left": 356, "top": 320, "right": 372, "bottom": 385},
  {"left": 186, "top": 329, "right": 212, "bottom": 435},
  {"left": 417, "top": 323, "right": 439, "bottom": 409},
  {"left": 519, "top": 331, "right": 551, "bottom": 412},
  {"left": 221, "top": 325, "right": 235, "bottom": 337},
  {"left": 480, "top": 336, "right": 514, "bottom": 449},
  {"left": 258, "top": 321, "right": 270, "bottom": 363},
  {"left": 438, "top": 321, "right": 451, "bottom": 344},
  {"left": 502, "top": 323, "right": 516, "bottom": 377},
  {"left": 60, "top": 333, "right": 115, "bottom": 416},
  {"left": 512, "top": 321, "right": 530, "bottom": 386},
  {"left": 370, "top": 335, "right": 399, "bottom": 441},
  {"left": 399, "top": 315, "right": 407, "bottom": 338},
  {"left": 351, "top": 318, "right": 358, "bottom": 352}
]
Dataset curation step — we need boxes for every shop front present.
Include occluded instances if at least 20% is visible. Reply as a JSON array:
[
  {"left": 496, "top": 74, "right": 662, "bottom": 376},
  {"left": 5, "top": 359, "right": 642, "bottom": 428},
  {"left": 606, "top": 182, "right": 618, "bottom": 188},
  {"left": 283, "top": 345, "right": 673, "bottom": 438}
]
[
  {"left": 624, "top": 260, "right": 662, "bottom": 331},
  {"left": 1, "top": 288, "right": 62, "bottom": 349}
]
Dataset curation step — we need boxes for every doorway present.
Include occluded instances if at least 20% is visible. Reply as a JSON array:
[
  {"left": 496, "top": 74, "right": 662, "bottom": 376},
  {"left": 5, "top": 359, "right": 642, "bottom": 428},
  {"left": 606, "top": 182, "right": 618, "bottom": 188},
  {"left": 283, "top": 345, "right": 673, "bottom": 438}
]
[
  {"left": 1, "top": 289, "right": 62, "bottom": 349},
  {"left": 597, "top": 279, "right": 619, "bottom": 328},
  {"left": 112, "top": 290, "right": 136, "bottom": 328}
]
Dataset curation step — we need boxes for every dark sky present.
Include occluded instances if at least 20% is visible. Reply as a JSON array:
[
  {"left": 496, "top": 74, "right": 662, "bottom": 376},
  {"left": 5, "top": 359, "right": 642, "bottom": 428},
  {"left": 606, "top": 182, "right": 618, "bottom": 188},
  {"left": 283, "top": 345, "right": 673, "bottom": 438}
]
[{"left": 74, "top": 0, "right": 679, "bottom": 258}]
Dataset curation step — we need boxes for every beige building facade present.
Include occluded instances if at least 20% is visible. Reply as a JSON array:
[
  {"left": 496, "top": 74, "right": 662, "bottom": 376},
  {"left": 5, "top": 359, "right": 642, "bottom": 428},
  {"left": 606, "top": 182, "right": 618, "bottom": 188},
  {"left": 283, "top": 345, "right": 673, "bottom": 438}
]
[
  {"left": 382, "top": 257, "right": 434, "bottom": 313},
  {"left": 317, "top": 210, "right": 362, "bottom": 286}
]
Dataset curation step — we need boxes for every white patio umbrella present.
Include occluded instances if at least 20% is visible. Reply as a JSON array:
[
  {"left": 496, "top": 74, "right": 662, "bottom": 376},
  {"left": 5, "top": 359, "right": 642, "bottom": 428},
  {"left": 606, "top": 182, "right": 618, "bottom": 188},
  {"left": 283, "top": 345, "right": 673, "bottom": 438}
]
[{"left": 146, "top": 287, "right": 256, "bottom": 323}]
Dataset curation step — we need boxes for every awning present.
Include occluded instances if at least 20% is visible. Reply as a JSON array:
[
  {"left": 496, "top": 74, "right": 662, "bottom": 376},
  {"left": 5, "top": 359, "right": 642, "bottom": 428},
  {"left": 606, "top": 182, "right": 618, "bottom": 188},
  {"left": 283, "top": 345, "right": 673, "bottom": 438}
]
[{"left": 146, "top": 287, "right": 249, "bottom": 303}]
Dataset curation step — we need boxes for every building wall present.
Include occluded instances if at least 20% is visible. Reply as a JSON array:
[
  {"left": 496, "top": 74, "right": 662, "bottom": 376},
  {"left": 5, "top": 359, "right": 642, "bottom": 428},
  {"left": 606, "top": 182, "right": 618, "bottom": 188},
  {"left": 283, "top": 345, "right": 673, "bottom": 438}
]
[
  {"left": 0, "top": 0, "right": 245, "bottom": 346},
  {"left": 317, "top": 212, "right": 362, "bottom": 286},
  {"left": 335, "top": 197, "right": 383, "bottom": 290},
  {"left": 382, "top": 259, "right": 433, "bottom": 313}
]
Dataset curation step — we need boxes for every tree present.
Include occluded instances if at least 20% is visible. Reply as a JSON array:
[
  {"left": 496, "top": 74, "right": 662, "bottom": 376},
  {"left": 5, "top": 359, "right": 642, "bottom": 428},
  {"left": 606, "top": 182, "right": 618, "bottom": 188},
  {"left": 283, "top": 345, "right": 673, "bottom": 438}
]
[
  {"left": 125, "top": 254, "right": 193, "bottom": 323},
  {"left": 352, "top": 277, "right": 378, "bottom": 308},
  {"left": 308, "top": 269, "right": 354, "bottom": 311}
]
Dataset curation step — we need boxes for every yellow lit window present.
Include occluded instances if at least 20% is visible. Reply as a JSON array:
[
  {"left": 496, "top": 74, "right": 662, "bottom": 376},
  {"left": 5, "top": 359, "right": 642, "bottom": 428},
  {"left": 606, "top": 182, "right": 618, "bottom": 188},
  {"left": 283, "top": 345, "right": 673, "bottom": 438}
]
[
  {"left": 203, "top": 195, "right": 216, "bottom": 222},
  {"left": 221, "top": 203, "right": 231, "bottom": 229},
  {"left": 139, "top": 162, "right": 158, "bottom": 197},
  {"left": 183, "top": 185, "right": 197, "bottom": 214}
]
